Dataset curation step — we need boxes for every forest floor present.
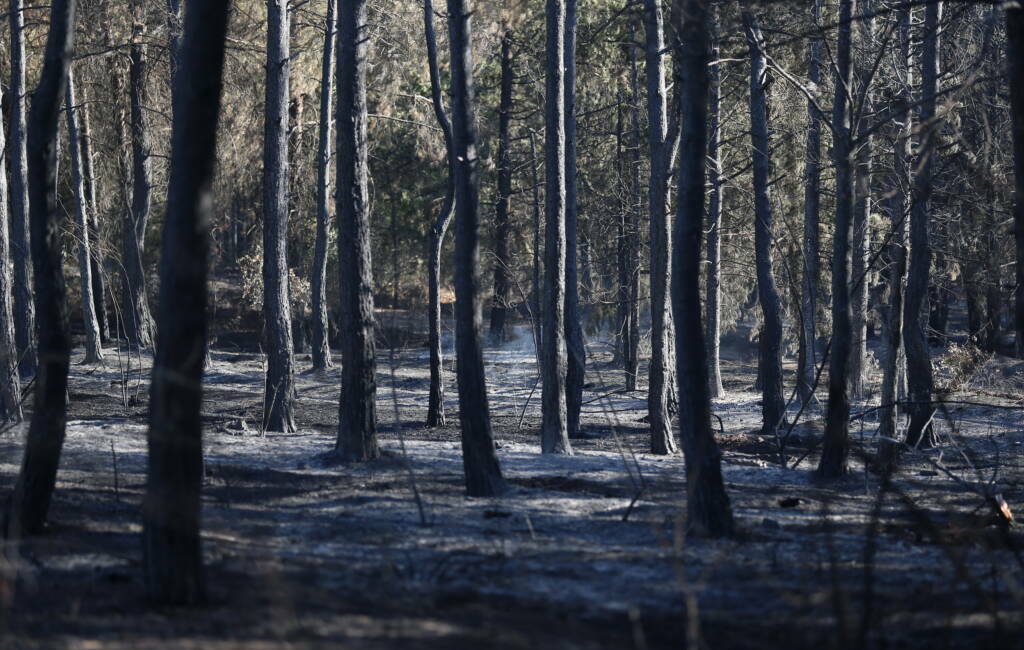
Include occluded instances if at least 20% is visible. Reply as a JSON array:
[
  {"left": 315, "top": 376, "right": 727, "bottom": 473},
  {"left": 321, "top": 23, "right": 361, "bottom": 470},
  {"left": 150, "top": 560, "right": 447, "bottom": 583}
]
[{"left": 1, "top": 316, "right": 1023, "bottom": 649}]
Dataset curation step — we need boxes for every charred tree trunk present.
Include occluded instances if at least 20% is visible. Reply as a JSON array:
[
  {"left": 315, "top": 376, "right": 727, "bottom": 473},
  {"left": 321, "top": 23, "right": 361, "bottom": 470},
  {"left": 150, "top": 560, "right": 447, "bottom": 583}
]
[
  {"left": 262, "top": 0, "right": 296, "bottom": 433},
  {"left": 447, "top": 0, "right": 507, "bottom": 496},
  {"left": 9, "top": 0, "right": 35, "bottom": 378},
  {"left": 615, "top": 100, "right": 629, "bottom": 369},
  {"left": 489, "top": 32, "right": 514, "bottom": 344},
  {"left": 124, "top": 0, "right": 154, "bottom": 350},
  {"left": 626, "top": 29, "right": 642, "bottom": 394},
  {"left": 904, "top": 0, "right": 941, "bottom": 448},
  {"left": 336, "top": 0, "right": 379, "bottom": 460},
  {"left": 706, "top": 13, "right": 724, "bottom": 400},
  {"left": 78, "top": 91, "right": 109, "bottom": 345},
  {"left": 424, "top": 0, "right": 455, "bottom": 428},
  {"left": 6, "top": 0, "right": 75, "bottom": 536},
  {"left": 1009, "top": 7, "right": 1024, "bottom": 358},
  {"left": 65, "top": 69, "right": 103, "bottom": 364},
  {"left": 529, "top": 130, "right": 543, "bottom": 365},
  {"left": 142, "top": 0, "right": 230, "bottom": 604},
  {"left": 798, "top": 0, "right": 823, "bottom": 404},
  {"left": 0, "top": 85, "right": 22, "bottom": 422},
  {"left": 311, "top": 0, "right": 337, "bottom": 371},
  {"left": 541, "top": 0, "right": 572, "bottom": 455},
  {"left": 741, "top": 8, "right": 785, "bottom": 439},
  {"left": 877, "top": 5, "right": 913, "bottom": 473},
  {"left": 850, "top": 0, "right": 875, "bottom": 399},
  {"left": 817, "top": 0, "right": 856, "bottom": 480},
  {"left": 563, "top": 0, "right": 585, "bottom": 440},
  {"left": 671, "top": 0, "right": 733, "bottom": 538},
  {"left": 645, "top": 0, "right": 677, "bottom": 454}
]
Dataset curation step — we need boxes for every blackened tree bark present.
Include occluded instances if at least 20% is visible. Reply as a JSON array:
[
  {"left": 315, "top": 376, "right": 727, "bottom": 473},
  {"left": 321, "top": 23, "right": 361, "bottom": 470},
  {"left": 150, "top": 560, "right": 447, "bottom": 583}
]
[
  {"left": 850, "top": 0, "right": 875, "bottom": 399},
  {"left": 9, "top": 0, "right": 36, "bottom": 378},
  {"left": 447, "top": 0, "right": 507, "bottom": 496},
  {"left": 336, "top": 0, "right": 379, "bottom": 460},
  {"left": 644, "top": 0, "right": 677, "bottom": 454},
  {"left": 65, "top": 69, "right": 103, "bottom": 364},
  {"left": 78, "top": 91, "right": 109, "bottom": 344},
  {"left": 262, "top": 0, "right": 296, "bottom": 433},
  {"left": 877, "top": 5, "right": 913, "bottom": 473},
  {"left": 424, "top": 0, "right": 455, "bottom": 428},
  {"left": 817, "top": 0, "right": 856, "bottom": 480},
  {"left": 741, "top": 8, "right": 785, "bottom": 439},
  {"left": 626, "top": 29, "right": 642, "bottom": 393},
  {"left": 6, "top": 0, "right": 75, "bottom": 536},
  {"left": 798, "top": 0, "right": 823, "bottom": 404},
  {"left": 529, "top": 129, "right": 543, "bottom": 365},
  {"left": 563, "top": 0, "right": 585, "bottom": 440},
  {"left": 706, "top": 11, "right": 724, "bottom": 400},
  {"left": 143, "top": 0, "right": 230, "bottom": 604},
  {"left": 904, "top": 0, "right": 941, "bottom": 448},
  {"left": 542, "top": 0, "right": 572, "bottom": 455},
  {"left": 311, "top": 0, "right": 337, "bottom": 371},
  {"left": 615, "top": 99, "right": 630, "bottom": 369},
  {"left": 489, "top": 32, "right": 514, "bottom": 344},
  {"left": 1009, "top": 6, "right": 1024, "bottom": 358},
  {"left": 0, "top": 85, "right": 22, "bottom": 422},
  {"left": 671, "top": 0, "right": 733, "bottom": 537},
  {"left": 124, "top": 0, "right": 154, "bottom": 350}
]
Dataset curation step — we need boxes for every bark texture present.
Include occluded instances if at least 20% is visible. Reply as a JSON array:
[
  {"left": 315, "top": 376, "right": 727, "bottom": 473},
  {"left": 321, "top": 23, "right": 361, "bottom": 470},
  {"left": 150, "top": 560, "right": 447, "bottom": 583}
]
[
  {"left": 8, "top": 0, "right": 35, "bottom": 379},
  {"left": 817, "top": 0, "right": 856, "bottom": 480},
  {"left": 489, "top": 32, "right": 514, "bottom": 345},
  {"left": 124, "top": 0, "right": 154, "bottom": 350},
  {"left": 335, "top": 0, "right": 379, "bottom": 460},
  {"left": 742, "top": 9, "right": 785, "bottom": 439},
  {"left": 142, "top": 0, "right": 230, "bottom": 604},
  {"left": 798, "top": 0, "right": 823, "bottom": 404},
  {"left": 541, "top": 0, "right": 572, "bottom": 455},
  {"left": 424, "top": 0, "right": 455, "bottom": 428},
  {"left": 563, "top": 0, "right": 585, "bottom": 440},
  {"left": 311, "top": 0, "right": 337, "bottom": 371},
  {"left": 0, "top": 84, "right": 22, "bottom": 422},
  {"left": 706, "top": 12, "right": 724, "bottom": 399},
  {"left": 904, "top": 1, "right": 941, "bottom": 448},
  {"left": 671, "top": 0, "right": 734, "bottom": 537},
  {"left": 447, "top": 0, "right": 507, "bottom": 496},
  {"left": 65, "top": 69, "right": 103, "bottom": 364},
  {"left": 262, "top": 0, "right": 296, "bottom": 433},
  {"left": 645, "top": 0, "right": 677, "bottom": 454},
  {"left": 7, "top": 0, "right": 75, "bottom": 537}
]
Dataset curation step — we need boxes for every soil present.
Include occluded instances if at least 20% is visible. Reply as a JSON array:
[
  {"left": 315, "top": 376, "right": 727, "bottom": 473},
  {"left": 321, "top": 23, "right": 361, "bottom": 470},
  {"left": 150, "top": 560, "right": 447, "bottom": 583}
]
[{"left": 0, "top": 319, "right": 1022, "bottom": 649}]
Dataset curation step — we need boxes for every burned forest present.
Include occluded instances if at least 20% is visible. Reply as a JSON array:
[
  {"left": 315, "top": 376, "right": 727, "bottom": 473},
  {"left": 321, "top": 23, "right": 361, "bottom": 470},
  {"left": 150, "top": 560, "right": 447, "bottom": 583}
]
[{"left": 3, "top": 0, "right": 1024, "bottom": 648}]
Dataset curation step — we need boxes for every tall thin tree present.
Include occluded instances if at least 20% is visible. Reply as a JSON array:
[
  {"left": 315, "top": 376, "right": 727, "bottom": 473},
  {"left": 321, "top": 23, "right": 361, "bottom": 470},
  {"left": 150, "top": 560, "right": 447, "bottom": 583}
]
[
  {"left": 6, "top": 0, "right": 75, "bottom": 536},
  {"left": 706, "top": 9, "right": 724, "bottom": 400},
  {"left": 424, "top": 0, "right": 455, "bottom": 428},
  {"left": 741, "top": 8, "right": 785, "bottom": 439},
  {"left": 564, "top": 0, "right": 585, "bottom": 440},
  {"left": 124, "top": 0, "right": 154, "bottom": 350},
  {"left": 489, "top": 31, "right": 514, "bottom": 344},
  {"left": 311, "top": 0, "right": 338, "bottom": 371},
  {"left": 541, "top": 0, "right": 572, "bottom": 455},
  {"left": 65, "top": 68, "right": 103, "bottom": 364},
  {"left": 8, "top": 0, "right": 35, "bottom": 378},
  {"left": 817, "top": 0, "right": 857, "bottom": 479},
  {"left": 262, "top": 0, "right": 297, "bottom": 433},
  {"left": 142, "top": 0, "right": 230, "bottom": 604},
  {"left": 798, "top": 0, "right": 823, "bottom": 404},
  {"left": 904, "top": 0, "right": 941, "bottom": 448},
  {"left": 336, "top": 0, "right": 379, "bottom": 460},
  {"left": 78, "top": 89, "right": 109, "bottom": 345},
  {"left": 447, "top": 0, "right": 507, "bottom": 496},
  {"left": 0, "top": 84, "right": 22, "bottom": 422},
  {"left": 672, "top": 0, "right": 733, "bottom": 537},
  {"left": 645, "top": 0, "right": 677, "bottom": 454}
]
